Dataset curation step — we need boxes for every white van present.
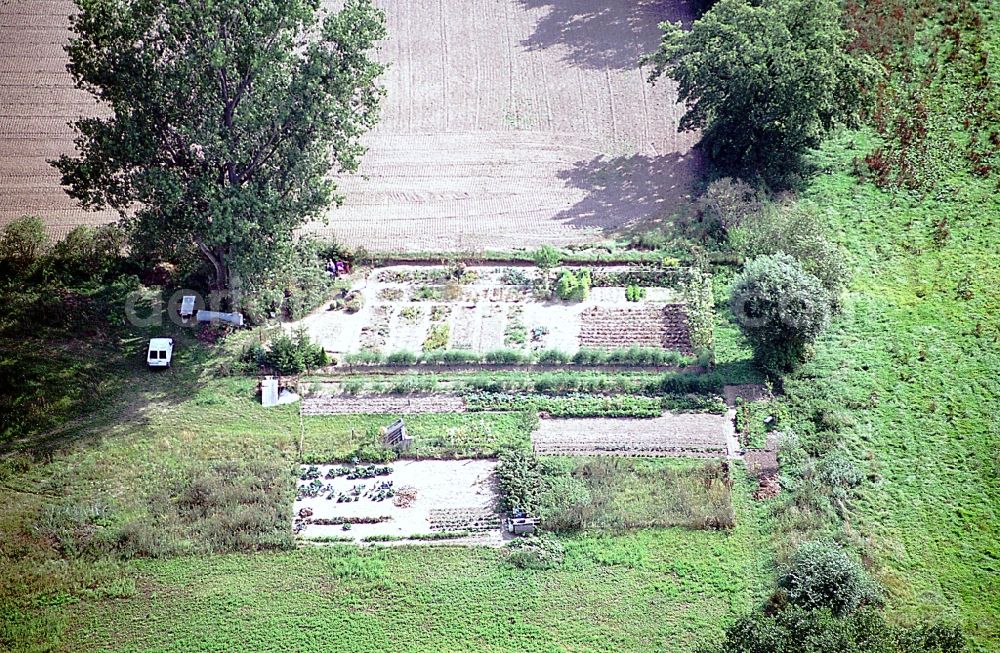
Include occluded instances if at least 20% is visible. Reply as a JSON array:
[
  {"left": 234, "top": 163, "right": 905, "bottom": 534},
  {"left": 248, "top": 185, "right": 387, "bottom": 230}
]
[{"left": 147, "top": 338, "right": 174, "bottom": 368}]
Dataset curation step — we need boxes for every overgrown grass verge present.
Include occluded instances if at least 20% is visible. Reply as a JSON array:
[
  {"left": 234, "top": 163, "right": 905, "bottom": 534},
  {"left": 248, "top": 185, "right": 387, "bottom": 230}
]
[{"left": 300, "top": 412, "right": 537, "bottom": 462}]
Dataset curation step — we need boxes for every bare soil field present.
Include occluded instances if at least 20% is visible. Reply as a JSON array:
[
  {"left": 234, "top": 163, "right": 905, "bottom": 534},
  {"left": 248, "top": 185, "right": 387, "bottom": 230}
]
[
  {"left": 309, "top": 0, "right": 700, "bottom": 251},
  {"left": 294, "top": 460, "right": 504, "bottom": 544},
  {"left": 0, "top": 0, "right": 116, "bottom": 236},
  {"left": 1, "top": 0, "right": 698, "bottom": 248},
  {"left": 531, "top": 413, "right": 728, "bottom": 457}
]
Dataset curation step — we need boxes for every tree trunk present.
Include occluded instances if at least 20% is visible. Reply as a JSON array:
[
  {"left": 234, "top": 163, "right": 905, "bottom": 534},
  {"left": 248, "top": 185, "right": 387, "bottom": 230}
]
[{"left": 194, "top": 238, "right": 234, "bottom": 309}]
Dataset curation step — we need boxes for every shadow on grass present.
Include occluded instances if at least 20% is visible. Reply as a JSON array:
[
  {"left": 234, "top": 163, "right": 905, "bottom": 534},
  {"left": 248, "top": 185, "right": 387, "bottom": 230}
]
[{"left": 0, "top": 323, "right": 210, "bottom": 460}]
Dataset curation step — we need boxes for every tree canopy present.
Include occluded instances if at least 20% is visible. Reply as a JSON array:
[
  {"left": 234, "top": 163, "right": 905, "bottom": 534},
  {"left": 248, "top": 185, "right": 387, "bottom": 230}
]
[
  {"left": 646, "top": 0, "right": 877, "bottom": 184},
  {"left": 730, "top": 252, "right": 832, "bottom": 370},
  {"left": 55, "top": 0, "right": 386, "bottom": 300}
]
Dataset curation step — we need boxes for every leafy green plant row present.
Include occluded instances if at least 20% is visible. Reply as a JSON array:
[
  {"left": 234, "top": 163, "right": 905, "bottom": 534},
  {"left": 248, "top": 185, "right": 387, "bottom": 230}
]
[
  {"left": 465, "top": 392, "right": 664, "bottom": 418},
  {"left": 335, "top": 370, "right": 730, "bottom": 404},
  {"left": 359, "top": 530, "right": 473, "bottom": 543},
  {"left": 342, "top": 346, "right": 700, "bottom": 368}
]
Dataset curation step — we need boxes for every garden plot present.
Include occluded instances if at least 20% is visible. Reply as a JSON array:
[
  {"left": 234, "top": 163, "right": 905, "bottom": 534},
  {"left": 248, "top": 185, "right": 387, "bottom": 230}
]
[
  {"left": 532, "top": 413, "right": 728, "bottom": 457},
  {"left": 579, "top": 305, "right": 693, "bottom": 353},
  {"left": 292, "top": 265, "right": 691, "bottom": 356},
  {"left": 294, "top": 460, "right": 503, "bottom": 544},
  {"left": 301, "top": 393, "right": 466, "bottom": 415}
]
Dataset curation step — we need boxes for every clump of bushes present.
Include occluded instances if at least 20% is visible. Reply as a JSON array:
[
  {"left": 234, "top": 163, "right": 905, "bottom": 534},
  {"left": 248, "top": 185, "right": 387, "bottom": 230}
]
[
  {"left": 507, "top": 533, "right": 566, "bottom": 570},
  {"left": 249, "top": 328, "right": 327, "bottom": 375},
  {"left": 241, "top": 238, "right": 340, "bottom": 322},
  {"left": 555, "top": 269, "right": 591, "bottom": 301},
  {"left": 777, "top": 541, "right": 881, "bottom": 616}
]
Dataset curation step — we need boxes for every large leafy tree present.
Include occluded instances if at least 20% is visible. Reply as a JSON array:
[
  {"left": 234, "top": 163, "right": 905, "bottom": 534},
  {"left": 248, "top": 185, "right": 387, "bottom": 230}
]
[
  {"left": 646, "top": 0, "right": 877, "bottom": 183},
  {"left": 730, "top": 252, "right": 832, "bottom": 371},
  {"left": 55, "top": 0, "right": 386, "bottom": 300}
]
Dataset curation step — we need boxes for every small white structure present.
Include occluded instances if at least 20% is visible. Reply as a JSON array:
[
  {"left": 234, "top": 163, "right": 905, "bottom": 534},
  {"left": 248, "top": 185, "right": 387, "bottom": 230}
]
[
  {"left": 196, "top": 310, "right": 244, "bottom": 327},
  {"left": 179, "top": 295, "right": 196, "bottom": 323},
  {"left": 261, "top": 376, "right": 279, "bottom": 407},
  {"left": 146, "top": 338, "right": 174, "bottom": 368}
]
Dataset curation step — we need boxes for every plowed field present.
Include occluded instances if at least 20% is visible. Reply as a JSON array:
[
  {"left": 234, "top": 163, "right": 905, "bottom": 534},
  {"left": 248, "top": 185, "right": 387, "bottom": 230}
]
[{"left": 1, "top": 0, "right": 698, "bottom": 249}]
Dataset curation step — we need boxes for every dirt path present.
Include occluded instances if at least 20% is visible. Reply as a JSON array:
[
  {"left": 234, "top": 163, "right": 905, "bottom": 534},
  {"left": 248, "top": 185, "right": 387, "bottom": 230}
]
[{"left": 531, "top": 412, "right": 728, "bottom": 457}]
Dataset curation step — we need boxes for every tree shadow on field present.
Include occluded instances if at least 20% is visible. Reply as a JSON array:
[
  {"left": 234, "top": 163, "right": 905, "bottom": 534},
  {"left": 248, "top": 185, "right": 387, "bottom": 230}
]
[
  {"left": 516, "top": 0, "right": 697, "bottom": 71},
  {"left": 554, "top": 151, "right": 701, "bottom": 233}
]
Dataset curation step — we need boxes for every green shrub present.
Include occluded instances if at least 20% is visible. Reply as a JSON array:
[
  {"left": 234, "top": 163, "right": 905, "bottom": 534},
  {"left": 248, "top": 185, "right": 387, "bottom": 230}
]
[
  {"left": 711, "top": 607, "right": 964, "bottom": 653},
  {"left": 778, "top": 541, "right": 881, "bottom": 616},
  {"left": 264, "top": 328, "right": 325, "bottom": 374},
  {"left": 422, "top": 349, "right": 480, "bottom": 364},
  {"left": 240, "top": 238, "right": 337, "bottom": 322},
  {"left": 46, "top": 224, "right": 126, "bottom": 284},
  {"left": 625, "top": 284, "right": 646, "bottom": 302},
  {"left": 572, "top": 348, "right": 609, "bottom": 365},
  {"left": 730, "top": 253, "right": 833, "bottom": 371},
  {"left": 818, "top": 451, "right": 864, "bottom": 493},
  {"left": 507, "top": 533, "right": 566, "bottom": 570},
  {"left": 344, "top": 350, "right": 384, "bottom": 365},
  {"left": 536, "top": 349, "right": 571, "bottom": 364},
  {"left": 555, "top": 269, "right": 590, "bottom": 301},
  {"left": 423, "top": 324, "right": 449, "bottom": 351},
  {"left": 496, "top": 447, "right": 547, "bottom": 514},
  {"left": 0, "top": 215, "right": 48, "bottom": 281},
  {"left": 385, "top": 350, "right": 418, "bottom": 366},
  {"left": 485, "top": 349, "right": 527, "bottom": 364},
  {"left": 531, "top": 245, "right": 562, "bottom": 270}
]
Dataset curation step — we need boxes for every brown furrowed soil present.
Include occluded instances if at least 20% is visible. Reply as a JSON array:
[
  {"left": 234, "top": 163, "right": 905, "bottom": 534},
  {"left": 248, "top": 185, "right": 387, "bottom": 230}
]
[
  {"left": 0, "top": 0, "right": 698, "bottom": 249},
  {"left": 0, "top": 1, "right": 116, "bottom": 236}
]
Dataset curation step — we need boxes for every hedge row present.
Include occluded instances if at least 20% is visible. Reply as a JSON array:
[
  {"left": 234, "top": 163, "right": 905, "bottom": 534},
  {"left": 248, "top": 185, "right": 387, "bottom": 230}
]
[
  {"left": 465, "top": 392, "right": 663, "bottom": 418},
  {"left": 341, "top": 346, "right": 699, "bottom": 368}
]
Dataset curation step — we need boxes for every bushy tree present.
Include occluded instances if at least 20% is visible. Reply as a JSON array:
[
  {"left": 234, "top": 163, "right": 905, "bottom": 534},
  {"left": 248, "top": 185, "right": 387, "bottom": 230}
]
[
  {"left": 730, "top": 253, "right": 832, "bottom": 370},
  {"left": 713, "top": 607, "right": 965, "bottom": 653},
  {"left": 778, "top": 541, "right": 880, "bottom": 616},
  {"left": 0, "top": 216, "right": 48, "bottom": 281},
  {"left": 688, "top": 177, "right": 762, "bottom": 244},
  {"left": 730, "top": 203, "right": 849, "bottom": 302},
  {"left": 646, "top": 0, "right": 878, "bottom": 183},
  {"left": 55, "top": 0, "right": 386, "bottom": 301}
]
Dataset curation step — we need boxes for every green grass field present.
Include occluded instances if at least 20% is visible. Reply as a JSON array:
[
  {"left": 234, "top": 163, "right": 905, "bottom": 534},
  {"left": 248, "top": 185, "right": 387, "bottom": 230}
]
[
  {"left": 775, "top": 131, "right": 1000, "bottom": 649},
  {"left": 32, "top": 468, "right": 772, "bottom": 653}
]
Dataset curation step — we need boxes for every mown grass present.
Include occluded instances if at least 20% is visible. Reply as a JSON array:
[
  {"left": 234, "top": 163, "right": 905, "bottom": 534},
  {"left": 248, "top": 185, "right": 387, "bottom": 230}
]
[{"left": 28, "top": 466, "right": 771, "bottom": 653}]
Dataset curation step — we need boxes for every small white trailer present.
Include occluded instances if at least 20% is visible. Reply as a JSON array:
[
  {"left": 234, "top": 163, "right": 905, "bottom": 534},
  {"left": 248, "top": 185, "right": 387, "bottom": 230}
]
[
  {"left": 179, "top": 295, "right": 196, "bottom": 323},
  {"left": 147, "top": 338, "right": 174, "bottom": 368}
]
